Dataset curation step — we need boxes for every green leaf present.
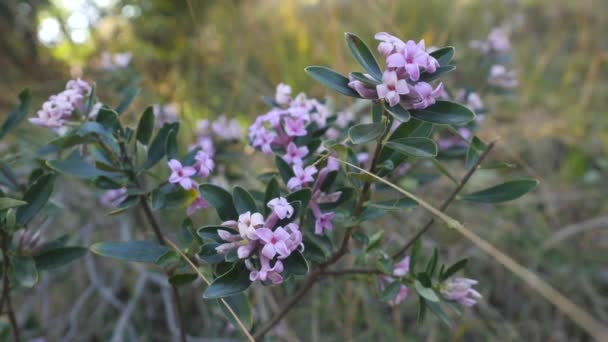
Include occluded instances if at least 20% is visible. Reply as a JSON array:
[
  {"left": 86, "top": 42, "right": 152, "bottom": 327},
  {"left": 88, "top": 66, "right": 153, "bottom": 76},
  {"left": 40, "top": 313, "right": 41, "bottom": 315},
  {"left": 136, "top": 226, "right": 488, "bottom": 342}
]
[
  {"left": 440, "top": 259, "right": 468, "bottom": 281},
  {"left": 34, "top": 247, "right": 87, "bottom": 270},
  {"left": 465, "top": 136, "right": 487, "bottom": 170},
  {"left": 385, "top": 103, "right": 411, "bottom": 122},
  {"left": 426, "top": 301, "right": 453, "bottom": 327},
  {"left": 47, "top": 152, "right": 119, "bottom": 179},
  {"left": 136, "top": 107, "right": 156, "bottom": 145},
  {"left": 360, "top": 206, "right": 385, "bottom": 222},
  {"left": 93, "top": 176, "right": 124, "bottom": 190},
  {"left": 218, "top": 293, "right": 253, "bottom": 331},
  {"left": 90, "top": 241, "right": 169, "bottom": 263},
  {"left": 414, "top": 280, "right": 439, "bottom": 302},
  {"left": 286, "top": 189, "right": 311, "bottom": 212},
  {"left": 365, "top": 231, "right": 384, "bottom": 252},
  {"left": 283, "top": 250, "right": 308, "bottom": 275},
  {"left": 169, "top": 273, "right": 198, "bottom": 286},
  {"left": 461, "top": 179, "right": 539, "bottom": 203},
  {"left": 96, "top": 108, "right": 122, "bottom": 133},
  {"left": 305, "top": 66, "right": 360, "bottom": 98},
  {"left": 411, "top": 101, "right": 475, "bottom": 125},
  {"left": 425, "top": 248, "right": 438, "bottom": 277},
  {"left": 350, "top": 71, "right": 380, "bottom": 86},
  {"left": 418, "top": 297, "right": 427, "bottom": 323},
  {"left": 0, "top": 89, "right": 31, "bottom": 139},
  {"left": 198, "top": 243, "right": 225, "bottom": 263},
  {"left": 0, "top": 197, "right": 27, "bottom": 210},
  {"left": 165, "top": 128, "right": 179, "bottom": 160},
  {"left": 430, "top": 46, "right": 455, "bottom": 66},
  {"left": 275, "top": 156, "right": 294, "bottom": 185},
  {"left": 366, "top": 197, "right": 417, "bottom": 210},
  {"left": 16, "top": 174, "right": 55, "bottom": 225},
  {"left": 385, "top": 138, "right": 437, "bottom": 158},
  {"left": 200, "top": 184, "right": 238, "bottom": 221},
  {"left": 144, "top": 122, "right": 179, "bottom": 169},
  {"left": 410, "top": 238, "right": 422, "bottom": 271},
  {"left": 13, "top": 255, "right": 38, "bottom": 288},
  {"left": 109, "top": 195, "right": 140, "bottom": 215},
  {"left": 233, "top": 186, "right": 258, "bottom": 214},
  {"left": 345, "top": 32, "right": 382, "bottom": 80},
  {"left": 372, "top": 102, "right": 384, "bottom": 122},
  {"left": 115, "top": 87, "right": 141, "bottom": 114},
  {"left": 380, "top": 281, "right": 402, "bottom": 302},
  {"left": 263, "top": 178, "right": 280, "bottom": 216},
  {"left": 203, "top": 263, "right": 252, "bottom": 299},
  {"left": 348, "top": 122, "right": 386, "bottom": 145},
  {"left": 420, "top": 65, "right": 456, "bottom": 82}
]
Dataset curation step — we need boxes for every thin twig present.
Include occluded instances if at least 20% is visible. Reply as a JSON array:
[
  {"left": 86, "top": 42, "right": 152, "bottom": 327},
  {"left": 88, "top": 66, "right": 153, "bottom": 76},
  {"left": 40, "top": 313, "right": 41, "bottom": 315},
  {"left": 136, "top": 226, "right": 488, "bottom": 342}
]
[
  {"left": 1, "top": 231, "right": 20, "bottom": 341},
  {"left": 392, "top": 141, "right": 496, "bottom": 259}
]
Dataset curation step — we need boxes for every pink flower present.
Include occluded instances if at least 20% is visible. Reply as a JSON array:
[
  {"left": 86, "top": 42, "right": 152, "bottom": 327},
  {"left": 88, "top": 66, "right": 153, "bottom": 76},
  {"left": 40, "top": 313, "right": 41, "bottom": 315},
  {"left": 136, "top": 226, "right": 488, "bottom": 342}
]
[
  {"left": 375, "top": 32, "right": 406, "bottom": 56},
  {"left": 252, "top": 128, "right": 276, "bottom": 154},
  {"left": 275, "top": 83, "right": 292, "bottom": 105},
  {"left": 287, "top": 165, "right": 317, "bottom": 191},
  {"left": 347, "top": 74, "right": 378, "bottom": 99},
  {"left": 168, "top": 159, "right": 197, "bottom": 190},
  {"left": 99, "top": 188, "right": 127, "bottom": 208},
  {"left": 386, "top": 40, "right": 429, "bottom": 81},
  {"left": 283, "top": 223, "right": 304, "bottom": 252},
  {"left": 390, "top": 285, "right": 409, "bottom": 305},
  {"left": 237, "top": 240, "right": 258, "bottom": 259},
  {"left": 314, "top": 211, "right": 335, "bottom": 235},
  {"left": 284, "top": 117, "right": 307, "bottom": 137},
  {"left": 194, "top": 150, "right": 214, "bottom": 178},
  {"left": 256, "top": 227, "right": 291, "bottom": 259},
  {"left": 267, "top": 197, "right": 294, "bottom": 220},
  {"left": 440, "top": 277, "right": 482, "bottom": 307},
  {"left": 248, "top": 256, "right": 284, "bottom": 284},
  {"left": 411, "top": 82, "right": 443, "bottom": 109},
  {"left": 66, "top": 78, "right": 91, "bottom": 96},
  {"left": 376, "top": 71, "right": 409, "bottom": 107},
  {"left": 283, "top": 142, "right": 308, "bottom": 166},
  {"left": 211, "top": 115, "right": 242, "bottom": 141},
  {"left": 392, "top": 256, "right": 410, "bottom": 277},
  {"left": 187, "top": 196, "right": 209, "bottom": 216},
  {"left": 237, "top": 211, "right": 265, "bottom": 240}
]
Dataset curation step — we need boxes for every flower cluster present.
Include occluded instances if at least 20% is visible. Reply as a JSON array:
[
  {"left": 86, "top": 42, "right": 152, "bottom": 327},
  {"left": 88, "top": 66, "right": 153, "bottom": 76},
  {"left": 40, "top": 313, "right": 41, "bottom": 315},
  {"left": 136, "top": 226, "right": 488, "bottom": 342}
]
[
  {"left": 469, "top": 27, "right": 511, "bottom": 54},
  {"left": 249, "top": 83, "right": 330, "bottom": 156},
  {"left": 29, "top": 78, "right": 94, "bottom": 130},
  {"left": 193, "top": 114, "right": 242, "bottom": 155},
  {"left": 378, "top": 256, "right": 411, "bottom": 305},
  {"left": 167, "top": 150, "right": 215, "bottom": 215},
  {"left": 99, "top": 188, "right": 128, "bottom": 208},
  {"left": 153, "top": 103, "right": 180, "bottom": 128},
  {"left": 214, "top": 198, "right": 303, "bottom": 284},
  {"left": 348, "top": 33, "right": 443, "bottom": 109},
  {"left": 439, "top": 277, "right": 482, "bottom": 307}
]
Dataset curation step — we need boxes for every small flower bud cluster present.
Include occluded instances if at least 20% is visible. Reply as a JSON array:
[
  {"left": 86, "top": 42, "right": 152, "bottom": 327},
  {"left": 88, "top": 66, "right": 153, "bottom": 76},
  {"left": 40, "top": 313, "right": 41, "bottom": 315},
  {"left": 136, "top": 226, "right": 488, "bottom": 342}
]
[
  {"left": 99, "top": 188, "right": 128, "bottom": 208},
  {"left": 153, "top": 103, "right": 180, "bottom": 128},
  {"left": 166, "top": 150, "right": 215, "bottom": 215},
  {"left": 348, "top": 33, "right": 443, "bottom": 109},
  {"left": 100, "top": 51, "right": 132, "bottom": 70},
  {"left": 248, "top": 83, "right": 330, "bottom": 157},
  {"left": 192, "top": 115, "right": 243, "bottom": 157},
  {"left": 439, "top": 277, "right": 482, "bottom": 307},
  {"left": 29, "top": 79, "right": 94, "bottom": 130},
  {"left": 378, "top": 256, "right": 411, "bottom": 306},
  {"left": 214, "top": 197, "right": 304, "bottom": 285},
  {"left": 13, "top": 229, "right": 43, "bottom": 255}
]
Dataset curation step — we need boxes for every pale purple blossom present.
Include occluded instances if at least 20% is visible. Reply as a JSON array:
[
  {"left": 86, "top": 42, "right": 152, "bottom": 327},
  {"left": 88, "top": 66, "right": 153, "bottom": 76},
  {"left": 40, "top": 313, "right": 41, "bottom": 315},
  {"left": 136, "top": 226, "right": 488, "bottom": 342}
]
[
  {"left": 211, "top": 115, "right": 242, "bottom": 141},
  {"left": 314, "top": 211, "right": 335, "bottom": 235},
  {"left": 376, "top": 70, "right": 410, "bottom": 106},
  {"left": 411, "top": 82, "right": 444, "bottom": 109},
  {"left": 375, "top": 32, "right": 406, "bottom": 56},
  {"left": 392, "top": 256, "right": 410, "bottom": 277},
  {"left": 248, "top": 256, "right": 284, "bottom": 284},
  {"left": 256, "top": 227, "right": 291, "bottom": 259},
  {"left": 267, "top": 197, "right": 294, "bottom": 220},
  {"left": 287, "top": 165, "right": 317, "bottom": 191},
  {"left": 237, "top": 211, "right": 265, "bottom": 240},
  {"left": 440, "top": 277, "right": 482, "bottom": 307},
  {"left": 284, "top": 117, "right": 307, "bottom": 137},
  {"left": 153, "top": 103, "right": 179, "bottom": 127},
  {"left": 283, "top": 142, "right": 308, "bottom": 166},
  {"left": 167, "top": 159, "right": 197, "bottom": 190},
  {"left": 187, "top": 196, "right": 209, "bottom": 216},
  {"left": 348, "top": 74, "right": 378, "bottom": 99},
  {"left": 252, "top": 128, "right": 276, "bottom": 154},
  {"left": 100, "top": 188, "right": 127, "bottom": 208},
  {"left": 386, "top": 40, "right": 430, "bottom": 81},
  {"left": 275, "top": 83, "right": 292, "bottom": 105},
  {"left": 194, "top": 150, "right": 214, "bottom": 178},
  {"left": 488, "top": 64, "right": 518, "bottom": 88}
]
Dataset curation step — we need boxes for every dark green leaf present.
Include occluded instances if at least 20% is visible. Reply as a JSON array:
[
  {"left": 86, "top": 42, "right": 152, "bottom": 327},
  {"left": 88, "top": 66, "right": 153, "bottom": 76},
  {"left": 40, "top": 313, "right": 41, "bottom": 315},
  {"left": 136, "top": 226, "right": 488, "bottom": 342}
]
[
  {"left": 108, "top": 195, "right": 140, "bottom": 215},
  {"left": 275, "top": 156, "right": 294, "bottom": 185},
  {"left": 13, "top": 255, "right": 38, "bottom": 288},
  {"left": 420, "top": 65, "right": 456, "bottom": 82},
  {"left": 169, "top": 273, "right": 198, "bottom": 286},
  {"left": 203, "top": 263, "right": 252, "bottom": 299},
  {"left": 380, "top": 281, "right": 402, "bottom": 302},
  {"left": 136, "top": 106, "right": 155, "bottom": 145},
  {"left": 144, "top": 122, "right": 179, "bottom": 169},
  {"left": 16, "top": 174, "right": 55, "bottom": 225},
  {"left": 410, "top": 238, "right": 422, "bottom": 271},
  {"left": 365, "top": 231, "right": 384, "bottom": 252},
  {"left": 218, "top": 293, "right": 253, "bottom": 331},
  {"left": 414, "top": 280, "right": 439, "bottom": 302},
  {"left": 372, "top": 102, "right": 384, "bottom": 123},
  {"left": 360, "top": 206, "right": 385, "bottom": 222},
  {"left": 115, "top": 87, "right": 141, "bottom": 114},
  {"left": 47, "top": 152, "right": 119, "bottom": 179},
  {"left": 197, "top": 225, "right": 238, "bottom": 242},
  {"left": 233, "top": 186, "right": 258, "bottom": 214},
  {"left": 440, "top": 259, "right": 468, "bottom": 281},
  {"left": 366, "top": 197, "right": 417, "bottom": 210},
  {"left": 93, "top": 176, "right": 124, "bottom": 190},
  {"left": 90, "top": 241, "right": 169, "bottom": 263},
  {"left": 465, "top": 136, "right": 487, "bottom": 170},
  {"left": 305, "top": 66, "right": 360, "bottom": 98},
  {"left": 200, "top": 183, "right": 238, "bottom": 221},
  {"left": 425, "top": 248, "right": 438, "bottom": 277},
  {"left": 283, "top": 250, "right": 308, "bottom": 275},
  {"left": 34, "top": 247, "right": 87, "bottom": 270},
  {"left": 0, "top": 197, "right": 27, "bottom": 210},
  {"left": 430, "top": 46, "right": 455, "bottom": 66},
  {"left": 345, "top": 32, "right": 382, "bottom": 80},
  {"left": 427, "top": 301, "right": 453, "bottom": 327},
  {"left": 385, "top": 103, "right": 411, "bottom": 122},
  {"left": 411, "top": 101, "right": 475, "bottom": 125},
  {"left": 198, "top": 243, "right": 225, "bottom": 263},
  {"left": 0, "top": 89, "right": 31, "bottom": 139},
  {"left": 96, "top": 108, "right": 122, "bottom": 132},
  {"left": 165, "top": 128, "right": 179, "bottom": 160},
  {"left": 263, "top": 178, "right": 280, "bottom": 216},
  {"left": 350, "top": 71, "right": 380, "bottom": 86},
  {"left": 286, "top": 189, "right": 311, "bottom": 212},
  {"left": 385, "top": 138, "right": 437, "bottom": 158},
  {"left": 348, "top": 122, "right": 386, "bottom": 145},
  {"left": 461, "top": 179, "right": 539, "bottom": 203}
]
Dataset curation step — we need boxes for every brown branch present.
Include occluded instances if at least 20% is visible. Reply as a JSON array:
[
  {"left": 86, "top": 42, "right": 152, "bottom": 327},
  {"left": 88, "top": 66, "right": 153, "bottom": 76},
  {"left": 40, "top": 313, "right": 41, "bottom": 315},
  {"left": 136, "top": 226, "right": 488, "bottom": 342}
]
[
  {"left": 253, "top": 111, "right": 391, "bottom": 339},
  {"left": 392, "top": 141, "right": 496, "bottom": 259},
  {"left": 323, "top": 268, "right": 382, "bottom": 277},
  {"left": 1, "top": 231, "right": 21, "bottom": 341}
]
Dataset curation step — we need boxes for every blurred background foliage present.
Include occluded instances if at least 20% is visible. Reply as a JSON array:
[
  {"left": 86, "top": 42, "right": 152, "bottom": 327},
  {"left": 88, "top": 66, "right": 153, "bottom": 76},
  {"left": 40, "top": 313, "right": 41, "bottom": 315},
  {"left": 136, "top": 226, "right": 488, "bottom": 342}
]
[{"left": 0, "top": 0, "right": 607, "bottom": 340}]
